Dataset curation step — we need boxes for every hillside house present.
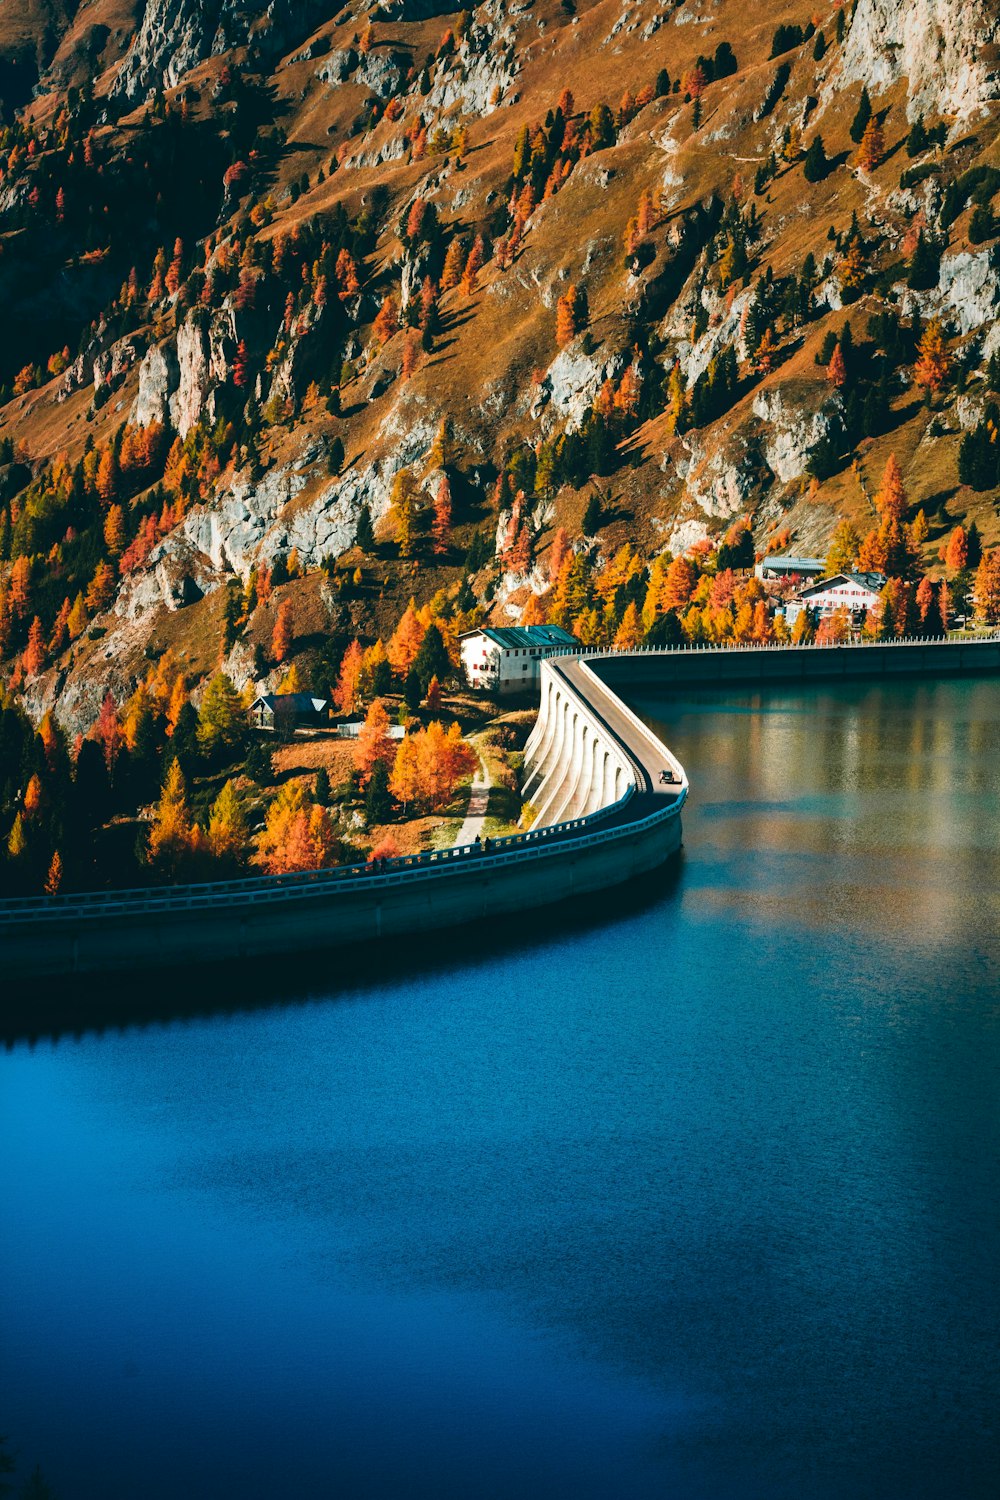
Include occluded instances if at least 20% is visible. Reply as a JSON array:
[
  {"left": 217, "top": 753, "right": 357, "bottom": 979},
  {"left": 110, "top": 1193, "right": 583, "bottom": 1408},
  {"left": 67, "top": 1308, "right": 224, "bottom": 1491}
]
[
  {"left": 755, "top": 554, "right": 826, "bottom": 583},
  {"left": 250, "top": 693, "right": 329, "bottom": 733},
  {"left": 784, "top": 572, "right": 885, "bottom": 628},
  {"left": 460, "top": 625, "right": 579, "bottom": 695}
]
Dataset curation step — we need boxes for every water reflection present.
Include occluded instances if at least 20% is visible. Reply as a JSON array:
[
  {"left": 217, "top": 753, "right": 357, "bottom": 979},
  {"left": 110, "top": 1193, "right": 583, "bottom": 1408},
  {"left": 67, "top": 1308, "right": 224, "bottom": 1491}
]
[{"left": 2, "top": 678, "right": 998, "bottom": 1500}]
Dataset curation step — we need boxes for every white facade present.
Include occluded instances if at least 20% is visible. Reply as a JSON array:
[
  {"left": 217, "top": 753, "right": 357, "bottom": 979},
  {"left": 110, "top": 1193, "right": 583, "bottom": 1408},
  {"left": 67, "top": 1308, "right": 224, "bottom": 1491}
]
[
  {"left": 460, "top": 627, "right": 579, "bottom": 695},
  {"left": 785, "top": 573, "right": 884, "bottom": 625}
]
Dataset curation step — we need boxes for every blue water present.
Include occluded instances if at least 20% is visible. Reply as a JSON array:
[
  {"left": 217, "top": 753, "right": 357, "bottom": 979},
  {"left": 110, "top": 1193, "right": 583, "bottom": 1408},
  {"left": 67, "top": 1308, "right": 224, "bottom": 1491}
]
[{"left": 2, "top": 678, "right": 999, "bottom": 1499}]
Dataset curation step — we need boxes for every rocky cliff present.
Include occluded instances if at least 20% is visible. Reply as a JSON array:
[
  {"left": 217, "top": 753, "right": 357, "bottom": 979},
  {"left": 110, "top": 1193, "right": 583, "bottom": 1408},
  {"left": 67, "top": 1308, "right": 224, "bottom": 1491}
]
[{"left": 2, "top": 0, "right": 1000, "bottom": 732}]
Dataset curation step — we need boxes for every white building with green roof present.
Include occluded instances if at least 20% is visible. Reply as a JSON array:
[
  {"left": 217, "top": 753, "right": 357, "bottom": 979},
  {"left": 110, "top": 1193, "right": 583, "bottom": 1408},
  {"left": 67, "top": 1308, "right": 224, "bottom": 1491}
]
[{"left": 459, "top": 625, "right": 579, "bottom": 696}]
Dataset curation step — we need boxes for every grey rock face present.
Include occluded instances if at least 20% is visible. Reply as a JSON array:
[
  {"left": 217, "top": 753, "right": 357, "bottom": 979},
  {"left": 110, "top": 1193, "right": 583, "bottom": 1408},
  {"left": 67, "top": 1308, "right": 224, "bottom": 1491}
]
[
  {"left": 899, "top": 247, "right": 1000, "bottom": 334},
  {"left": 751, "top": 388, "right": 839, "bottom": 484},
  {"left": 132, "top": 343, "right": 180, "bottom": 428},
  {"left": 111, "top": 0, "right": 327, "bottom": 105},
  {"left": 678, "top": 432, "right": 759, "bottom": 520},
  {"left": 543, "top": 344, "right": 628, "bottom": 431},
  {"left": 115, "top": 534, "right": 228, "bottom": 620},
  {"left": 93, "top": 334, "right": 145, "bottom": 394},
  {"left": 831, "top": 0, "right": 1000, "bottom": 122}
]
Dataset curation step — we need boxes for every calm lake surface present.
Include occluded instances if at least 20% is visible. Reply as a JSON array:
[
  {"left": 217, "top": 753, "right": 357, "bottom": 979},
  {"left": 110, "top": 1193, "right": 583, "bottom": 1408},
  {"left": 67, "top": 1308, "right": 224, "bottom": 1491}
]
[{"left": 2, "top": 677, "right": 999, "bottom": 1500}]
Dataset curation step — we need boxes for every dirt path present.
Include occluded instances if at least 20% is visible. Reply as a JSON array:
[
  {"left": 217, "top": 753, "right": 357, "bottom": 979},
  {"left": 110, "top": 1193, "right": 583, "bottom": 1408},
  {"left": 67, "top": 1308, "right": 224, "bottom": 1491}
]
[{"left": 453, "top": 753, "right": 493, "bottom": 847}]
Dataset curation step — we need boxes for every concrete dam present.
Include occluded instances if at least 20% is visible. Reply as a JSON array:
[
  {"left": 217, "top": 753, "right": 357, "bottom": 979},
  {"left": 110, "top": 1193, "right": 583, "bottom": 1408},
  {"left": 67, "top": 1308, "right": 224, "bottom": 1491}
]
[
  {"left": 2, "top": 634, "right": 997, "bottom": 982},
  {"left": 0, "top": 652, "right": 688, "bottom": 981}
]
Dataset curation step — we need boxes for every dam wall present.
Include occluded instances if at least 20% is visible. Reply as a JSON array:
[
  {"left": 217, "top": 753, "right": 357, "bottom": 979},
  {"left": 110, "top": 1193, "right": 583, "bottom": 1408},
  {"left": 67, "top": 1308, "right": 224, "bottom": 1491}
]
[
  {"left": 8, "top": 635, "right": 991, "bottom": 981},
  {"left": 523, "top": 664, "right": 632, "bottom": 825},
  {"left": 580, "top": 635, "right": 1000, "bottom": 691},
  {"left": 0, "top": 797, "right": 684, "bottom": 980},
  {"left": 0, "top": 649, "right": 685, "bottom": 980},
  {"left": 523, "top": 657, "right": 686, "bottom": 827}
]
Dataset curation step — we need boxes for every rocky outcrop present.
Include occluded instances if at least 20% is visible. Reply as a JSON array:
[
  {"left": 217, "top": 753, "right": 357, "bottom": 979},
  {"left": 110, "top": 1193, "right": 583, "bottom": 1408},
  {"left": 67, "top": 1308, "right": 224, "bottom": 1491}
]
[
  {"left": 751, "top": 387, "right": 840, "bottom": 485},
  {"left": 177, "top": 413, "right": 439, "bottom": 581},
  {"left": 676, "top": 430, "right": 759, "bottom": 519},
  {"left": 130, "top": 305, "right": 239, "bottom": 437},
  {"left": 421, "top": 17, "right": 519, "bottom": 115},
  {"left": 899, "top": 246, "right": 1000, "bottom": 334},
  {"left": 115, "top": 534, "right": 228, "bottom": 620},
  {"left": 111, "top": 0, "right": 328, "bottom": 106},
  {"left": 537, "top": 343, "right": 628, "bottom": 431},
  {"left": 93, "top": 334, "right": 145, "bottom": 395},
  {"left": 831, "top": 0, "right": 1000, "bottom": 122},
  {"left": 132, "top": 343, "right": 180, "bottom": 428},
  {"left": 57, "top": 320, "right": 112, "bottom": 401}
]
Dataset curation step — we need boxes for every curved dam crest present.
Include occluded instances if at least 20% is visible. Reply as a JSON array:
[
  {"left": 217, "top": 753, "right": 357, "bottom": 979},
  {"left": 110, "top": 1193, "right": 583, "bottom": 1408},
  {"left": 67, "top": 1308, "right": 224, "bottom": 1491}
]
[
  {"left": 0, "top": 652, "right": 688, "bottom": 981},
  {"left": 1, "top": 635, "right": 998, "bottom": 982}
]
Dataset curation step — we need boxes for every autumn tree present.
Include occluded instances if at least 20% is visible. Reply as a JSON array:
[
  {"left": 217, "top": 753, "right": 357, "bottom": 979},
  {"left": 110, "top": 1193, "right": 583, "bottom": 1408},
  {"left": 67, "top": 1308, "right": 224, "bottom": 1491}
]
[
  {"left": 104, "top": 504, "right": 127, "bottom": 556},
  {"left": 256, "top": 782, "right": 338, "bottom": 874},
  {"left": 334, "top": 639, "right": 365, "bottom": 716},
  {"left": 555, "top": 284, "right": 587, "bottom": 346},
  {"left": 945, "top": 525, "right": 968, "bottom": 573},
  {"left": 391, "top": 469, "right": 419, "bottom": 557},
  {"left": 441, "top": 237, "right": 466, "bottom": 291},
  {"left": 96, "top": 447, "right": 119, "bottom": 505},
  {"left": 86, "top": 562, "right": 115, "bottom": 614},
  {"left": 913, "top": 319, "right": 950, "bottom": 397},
  {"left": 826, "top": 519, "right": 860, "bottom": 575},
  {"left": 432, "top": 476, "right": 453, "bottom": 555},
  {"left": 148, "top": 760, "right": 202, "bottom": 880},
  {"left": 271, "top": 599, "right": 294, "bottom": 663},
  {"left": 354, "top": 698, "right": 395, "bottom": 784},
  {"left": 207, "top": 780, "right": 248, "bottom": 868},
  {"left": 197, "top": 673, "right": 245, "bottom": 761},
  {"left": 388, "top": 599, "right": 426, "bottom": 676},
  {"left": 402, "top": 328, "right": 421, "bottom": 381},
  {"left": 827, "top": 342, "right": 847, "bottom": 387},
  {"left": 613, "top": 601, "right": 642, "bottom": 650},
  {"left": 232, "top": 340, "right": 249, "bottom": 388},
  {"left": 874, "top": 453, "right": 906, "bottom": 522},
  {"left": 22, "top": 616, "right": 46, "bottom": 676},
  {"left": 855, "top": 117, "right": 884, "bottom": 173},
  {"left": 974, "top": 549, "right": 1000, "bottom": 623},
  {"left": 461, "top": 235, "right": 485, "bottom": 295},
  {"left": 373, "top": 294, "right": 399, "bottom": 345},
  {"left": 389, "top": 733, "right": 421, "bottom": 811},
  {"left": 66, "top": 593, "right": 87, "bottom": 640},
  {"left": 45, "top": 850, "right": 63, "bottom": 895}
]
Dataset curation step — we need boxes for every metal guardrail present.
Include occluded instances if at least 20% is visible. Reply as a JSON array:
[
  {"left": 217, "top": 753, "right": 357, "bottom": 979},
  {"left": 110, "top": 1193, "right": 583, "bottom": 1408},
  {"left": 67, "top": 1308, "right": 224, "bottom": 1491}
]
[
  {"left": 544, "top": 632, "right": 1000, "bottom": 662},
  {"left": 0, "top": 782, "right": 670, "bottom": 926},
  {"left": 5, "top": 631, "right": 986, "bottom": 930}
]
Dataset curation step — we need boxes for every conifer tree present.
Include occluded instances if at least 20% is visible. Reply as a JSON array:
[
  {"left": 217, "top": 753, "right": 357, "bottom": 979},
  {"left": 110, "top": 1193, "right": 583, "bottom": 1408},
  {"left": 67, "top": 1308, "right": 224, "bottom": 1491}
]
[{"left": 850, "top": 85, "right": 872, "bottom": 144}]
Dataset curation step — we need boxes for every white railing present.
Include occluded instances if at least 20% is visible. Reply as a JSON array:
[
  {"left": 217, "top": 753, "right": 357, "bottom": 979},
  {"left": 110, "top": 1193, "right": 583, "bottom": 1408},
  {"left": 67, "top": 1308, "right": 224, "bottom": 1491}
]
[
  {"left": 541, "top": 631, "right": 1000, "bottom": 662},
  {"left": 5, "top": 631, "right": 988, "bottom": 932},
  {"left": 0, "top": 780, "right": 684, "bottom": 927}
]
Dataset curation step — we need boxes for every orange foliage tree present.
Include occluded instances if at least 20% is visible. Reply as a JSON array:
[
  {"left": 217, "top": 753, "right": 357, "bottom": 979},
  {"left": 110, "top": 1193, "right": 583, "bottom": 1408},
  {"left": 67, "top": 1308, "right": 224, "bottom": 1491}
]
[
  {"left": 256, "top": 782, "right": 339, "bottom": 874},
  {"left": 271, "top": 599, "right": 294, "bottom": 663},
  {"left": 354, "top": 698, "right": 395, "bottom": 784},
  {"left": 334, "top": 639, "right": 365, "bottom": 716},
  {"left": 913, "top": 319, "right": 950, "bottom": 397},
  {"left": 387, "top": 599, "right": 426, "bottom": 676}
]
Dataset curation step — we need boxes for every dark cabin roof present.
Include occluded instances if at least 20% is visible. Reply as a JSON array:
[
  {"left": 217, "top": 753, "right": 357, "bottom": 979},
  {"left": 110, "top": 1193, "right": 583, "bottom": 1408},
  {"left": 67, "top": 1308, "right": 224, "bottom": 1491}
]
[{"left": 251, "top": 693, "right": 328, "bottom": 714}]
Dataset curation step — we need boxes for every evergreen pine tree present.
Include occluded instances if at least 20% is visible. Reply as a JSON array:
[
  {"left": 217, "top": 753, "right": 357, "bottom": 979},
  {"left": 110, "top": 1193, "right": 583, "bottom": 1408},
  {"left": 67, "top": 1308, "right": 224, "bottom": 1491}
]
[
  {"left": 803, "top": 136, "right": 828, "bottom": 183},
  {"left": 365, "top": 757, "right": 392, "bottom": 822},
  {"left": 356, "top": 503, "right": 375, "bottom": 552},
  {"left": 582, "top": 492, "right": 602, "bottom": 535},
  {"left": 850, "top": 86, "right": 872, "bottom": 144}
]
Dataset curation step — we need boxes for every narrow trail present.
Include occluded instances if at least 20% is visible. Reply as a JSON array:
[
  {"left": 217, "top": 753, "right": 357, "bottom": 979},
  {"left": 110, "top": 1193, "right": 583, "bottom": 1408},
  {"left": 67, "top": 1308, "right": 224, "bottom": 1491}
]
[{"left": 453, "top": 752, "right": 493, "bottom": 847}]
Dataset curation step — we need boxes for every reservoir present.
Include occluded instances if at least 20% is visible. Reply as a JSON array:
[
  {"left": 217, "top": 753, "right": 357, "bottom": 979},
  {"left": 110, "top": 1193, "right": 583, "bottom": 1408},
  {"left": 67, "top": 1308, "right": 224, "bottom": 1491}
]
[{"left": 2, "top": 676, "right": 998, "bottom": 1499}]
